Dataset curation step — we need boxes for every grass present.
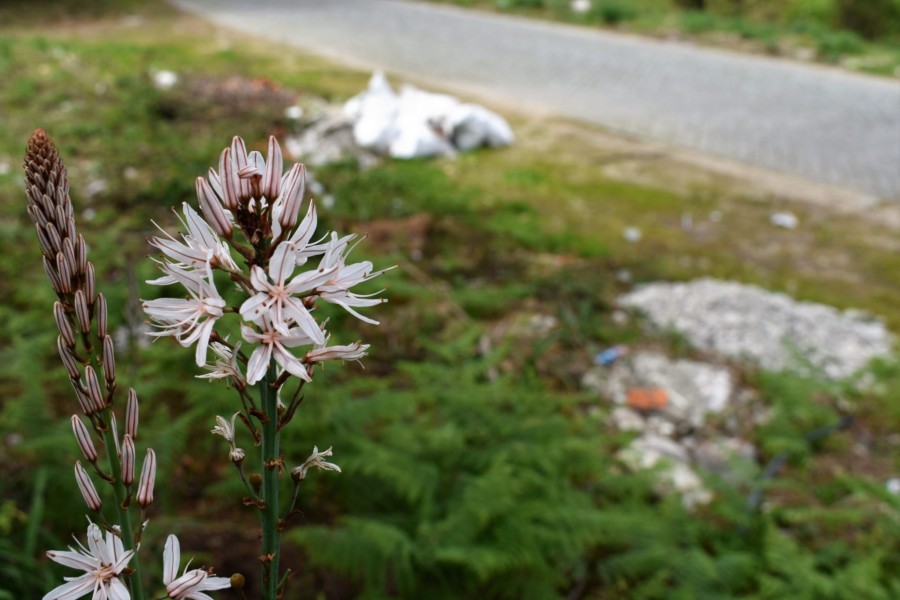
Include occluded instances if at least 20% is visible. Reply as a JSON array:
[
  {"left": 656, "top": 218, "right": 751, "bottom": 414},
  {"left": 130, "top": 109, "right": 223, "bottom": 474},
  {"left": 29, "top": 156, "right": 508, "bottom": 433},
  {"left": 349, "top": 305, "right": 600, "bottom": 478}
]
[{"left": 1, "top": 1, "right": 899, "bottom": 598}]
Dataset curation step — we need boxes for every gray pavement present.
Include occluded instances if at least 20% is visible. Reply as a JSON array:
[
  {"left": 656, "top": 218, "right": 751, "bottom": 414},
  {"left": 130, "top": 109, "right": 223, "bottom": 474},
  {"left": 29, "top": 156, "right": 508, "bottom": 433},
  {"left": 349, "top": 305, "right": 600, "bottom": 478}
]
[{"left": 171, "top": 0, "right": 900, "bottom": 200}]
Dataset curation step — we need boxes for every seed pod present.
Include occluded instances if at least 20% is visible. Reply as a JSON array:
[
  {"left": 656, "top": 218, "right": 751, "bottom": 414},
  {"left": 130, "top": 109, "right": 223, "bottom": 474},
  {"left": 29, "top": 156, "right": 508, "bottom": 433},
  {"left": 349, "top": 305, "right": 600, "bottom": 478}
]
[
  {"left": 121, "top": 434, "right": 135, "bottom": 486},
  {"left": 74, "top": 290, "right": 90, "bottom": 334},
  {"left": 102, "top": 336, "right": 116, "bottom": 384},
  {"left": 74, "top": 461, "right": 101, "bottom": 511},
  {"left": 54, "top": 302, "right": 75, "bottom": 349},
  {"left": 84, "top": 366, "right": 105, "bottom": 413},
  {"left": 71, "top": 415, "right": 98, "bottom": 463},
  {"left": 126, "top": 389, "right": 139, "bottom": 440},
  {"left": 136, "top": 448, "right": 156, "bottom": 508},
  {"left": 56, "top": 252, "right": 73, "bottom": 294},
  {"left": 57, "top": 336, "right": 81, "bottom": 380},
  {"left": 96, "top": 293, "right": 108, "bottom": 339}
]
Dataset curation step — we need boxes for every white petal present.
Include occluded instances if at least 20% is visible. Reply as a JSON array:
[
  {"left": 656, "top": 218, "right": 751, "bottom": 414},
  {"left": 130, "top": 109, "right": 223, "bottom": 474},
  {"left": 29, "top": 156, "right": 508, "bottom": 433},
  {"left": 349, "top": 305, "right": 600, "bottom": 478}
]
[
  {"left": 268, "top": 243, "right": 295, "bottom": 285},
  {"left": 239, "top": 293, "right": 272, "bottom": 323},
  {"left": 46, "top": 549, "right": 99, "bottom": 572},
  {"left": 42, "top": 574, "right": 95, "bottom": 600},
  {"left": 246, "top": 344, "right": 273, "bottom": 385},
  {"left": 163, "top": 535, "right": 180, "bottom": 585},
  {"left": 107, "top": 578, "right": 130, "bottom": 600}
]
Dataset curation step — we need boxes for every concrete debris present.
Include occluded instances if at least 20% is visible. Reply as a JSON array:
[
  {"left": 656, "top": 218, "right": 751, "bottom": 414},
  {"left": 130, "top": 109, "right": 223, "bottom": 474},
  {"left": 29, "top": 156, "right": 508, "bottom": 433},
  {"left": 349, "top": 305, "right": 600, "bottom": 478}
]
[
  {"left": 618, "top": 433, "right": 713, "bottom": 508},
  {"left": 343, "top": 71, "right": 514, "bottom": 159},
  {"left": 619, "top": 278, "right": 892, "bottom": 379}
]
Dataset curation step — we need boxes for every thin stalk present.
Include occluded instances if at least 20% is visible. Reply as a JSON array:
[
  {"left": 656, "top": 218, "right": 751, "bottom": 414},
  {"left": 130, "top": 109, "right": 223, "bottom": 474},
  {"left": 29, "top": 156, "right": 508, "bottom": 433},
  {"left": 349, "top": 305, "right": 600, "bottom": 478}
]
[
  {"left": 260, "top": 366, "right": 281, "bottom": 599},
  {"left": 101, "top": 413, "right": 144, "bottom": 600}
]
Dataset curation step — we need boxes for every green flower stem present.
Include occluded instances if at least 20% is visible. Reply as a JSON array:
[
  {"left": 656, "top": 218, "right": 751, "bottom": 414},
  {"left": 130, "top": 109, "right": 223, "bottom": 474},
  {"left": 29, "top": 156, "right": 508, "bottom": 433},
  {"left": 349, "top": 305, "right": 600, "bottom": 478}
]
[
  {"left": 260, "top": 366, "right": 281, "bottom": 599},
  {"left": 101, "top": 414, "right": 144, "bottom": 600}
]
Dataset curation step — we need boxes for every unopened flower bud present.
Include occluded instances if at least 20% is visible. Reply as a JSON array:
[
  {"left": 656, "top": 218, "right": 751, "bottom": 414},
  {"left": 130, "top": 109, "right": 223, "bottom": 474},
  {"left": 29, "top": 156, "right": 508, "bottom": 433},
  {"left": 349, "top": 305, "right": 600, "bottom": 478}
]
[
  {"left": 36, "top": 226, "right": 55, "bottom": 259},
  {"left": 136, "top": 448, "right": 156, "bottom": 508},
  {"left": 264, "top": 136, "right": 283, "bottom": 202},
  {"left": 231, "top": 136, "right": 251, "bottom": 201},
  {"left": 84, "top": 366, "right": 106, "bottom": 413},
  {"left": 84, "top": 262, "right": 96, "bottom": 304},
  {"left": 220, "top": 147, "right": 239, "bottom": 211},
  {"left": 71, "top": 381, "right": 94, "bottom": 416},
  {"left": 56, "top": 252, "right": 73, "bottom": 294},
  {"left": 102, "top": 335, "right": 116, "bottom": 384},
  {"left": 45, "top": 222, "right": 62, "bottom": 254},
  {"left": 54, "top": 302, "right": 75, "bottom": 349},
  {"left": 126, "top": 389, "right": 139, "bottom": 440},
  {"left": 195, "top": 178, "right": 232, "bottom": 238},
  {"left": 75, "top": 234, "right": 87, "bottom": 274},
  {"left": 71, "top": 415, "right": 97, "bottom": 463},
  {"left": 74, "top": 290, "right": 90, "bottom": 334},
  {"left": 74, "top": 461, "right": 101, "bottom": 511},
  {"left": 43, "top": 255, "right": 64, "bottom": 294},
  {"left": 121, "top": 434, "right": 135, "bottom": 486},
  {"left": 62, "top": 237, "right": 78, "bottom": 276},
  {"left": 279, "top": 163, "right": 306, "bottom": 230},
  {"left": 64, "top": 216, "right": 76, "bottom": 242},
  {"left": 58, "top": 336, "right": 81, "bottom": 379},
  {"left": 96, "top": 293, "right": 108, "bottom": 339}
]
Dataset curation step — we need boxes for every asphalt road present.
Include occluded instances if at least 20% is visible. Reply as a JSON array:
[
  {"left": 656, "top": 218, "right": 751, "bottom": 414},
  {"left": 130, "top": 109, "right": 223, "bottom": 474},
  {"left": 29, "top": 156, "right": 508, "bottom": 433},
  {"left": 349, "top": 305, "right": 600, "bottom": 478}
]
[{"left": 171, "top": 0, "right": 900, "bottom": 200}]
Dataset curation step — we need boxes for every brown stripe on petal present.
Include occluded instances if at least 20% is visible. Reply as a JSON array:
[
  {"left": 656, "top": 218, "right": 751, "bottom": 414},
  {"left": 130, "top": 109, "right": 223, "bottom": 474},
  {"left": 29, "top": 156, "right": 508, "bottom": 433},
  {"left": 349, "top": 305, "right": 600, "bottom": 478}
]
[
  {"left": 42, "top": 256, "right": 64, "bottom": 294},
  {"left": 96, "top": 293, "right": 108, "bottom": 339},
  {"left": 121, "top": 434, "right": 135, "bottom": 486},
  {"left": 102, "top": 335, "right": 116, "bottom": 384},
  {"left": 84, "top": 366, "right": 105, "bottom": 413},
  {"left": 57, "top": 336, "right": 82, "bottom": 379},
  {"left": 62, "top": 237, "right": 78, "bottom": 276},
  {"left": 264, "top": 135, "right": 283, "bottom": 201},
  {"left": 136, "top": 448, "right": 156, "bottom": 508},
  {"left": 126, "top": 388, "right": 139, "bottom": 440}
]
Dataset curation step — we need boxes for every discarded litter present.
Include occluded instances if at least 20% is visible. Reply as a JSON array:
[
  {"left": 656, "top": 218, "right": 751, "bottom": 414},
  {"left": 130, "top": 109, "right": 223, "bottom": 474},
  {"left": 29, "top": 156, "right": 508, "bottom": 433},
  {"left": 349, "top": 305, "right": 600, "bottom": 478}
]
[
  {"left": 770, "top": 211, "right": 799, "bottom": 229},
  {"left": 595, "top": 345, "right": 629, "bottom": 366},
  {"left": 626, "top": 387, "right": 669, "bottom": 411},
  {"left": 343, "top": 71, "right": 514, "bottom": 159},
  {"left": 152, "top": 70, "right": 178, "bottom": 90}
]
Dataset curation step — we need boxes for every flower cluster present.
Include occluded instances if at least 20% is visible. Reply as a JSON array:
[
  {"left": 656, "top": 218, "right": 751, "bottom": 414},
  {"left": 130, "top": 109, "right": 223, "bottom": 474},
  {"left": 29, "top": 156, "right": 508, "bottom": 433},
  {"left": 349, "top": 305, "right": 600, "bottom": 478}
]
[{"left": 143, "top": 136, "right": 387, "bottom": 386}]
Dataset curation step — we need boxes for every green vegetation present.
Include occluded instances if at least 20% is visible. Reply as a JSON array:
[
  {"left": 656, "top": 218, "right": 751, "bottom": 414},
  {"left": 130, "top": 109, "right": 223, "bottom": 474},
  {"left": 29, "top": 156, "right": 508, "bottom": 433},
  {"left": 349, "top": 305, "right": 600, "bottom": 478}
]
[
  {"left": 1, "top": 1, "right": 899, "bottom": 599},
  {"left": 428, "top": 0, "right": 900, "bottom": 75}
]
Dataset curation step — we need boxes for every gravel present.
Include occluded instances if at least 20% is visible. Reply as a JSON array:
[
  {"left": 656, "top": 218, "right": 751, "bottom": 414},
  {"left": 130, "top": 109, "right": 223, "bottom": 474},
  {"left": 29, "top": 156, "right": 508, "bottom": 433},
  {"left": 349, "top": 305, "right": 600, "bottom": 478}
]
[{"left": 619, "top": 278, "right": 893, "bottom": 379}]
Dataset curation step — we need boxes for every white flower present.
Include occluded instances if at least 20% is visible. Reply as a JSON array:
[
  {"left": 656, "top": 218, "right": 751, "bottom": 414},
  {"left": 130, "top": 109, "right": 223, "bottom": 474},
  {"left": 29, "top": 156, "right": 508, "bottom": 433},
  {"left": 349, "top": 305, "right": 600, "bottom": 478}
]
[
  {"left": 197, "top": 341, "right": 246, "bottom": 388},
  {"left": 304, "top": 340, "right": 370, "bottom": 365},
  {"left": 291, "top": 446, "right": 341, "bottom": 481},
  {"left": 44, "top": 522, "right": 134, "bottom": 600},
  {"left": 210, "top": 413, "right": 239, "bottom": 444},
  {"left": 239, "top": 242, "right": 336, "bottom": 342},
  {"left": 163, "top": 535, "right": 230, "bottom": 600},
  {"left": 241, "top": 324, "right": 315, "bottom": 385},
  {"left": 144, "top": 262, "right": 225, "bottom": 366},
  {"left": 150, "top": 203, "right": 236, "bottom": 271},
  {"left": 313, "top": 233, "right": 389, "bottom": 325}
]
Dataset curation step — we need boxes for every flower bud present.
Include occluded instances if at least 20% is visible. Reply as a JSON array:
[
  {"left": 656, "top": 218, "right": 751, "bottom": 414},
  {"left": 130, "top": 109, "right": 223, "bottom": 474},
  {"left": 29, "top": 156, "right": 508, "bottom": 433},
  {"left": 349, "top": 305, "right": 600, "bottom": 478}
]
[
  {"left": 126, "top": 389, "right": 139, "bottom": 440},
  {"left": 221, "top": 147, "right": 239, "bottom": 211},
  {"left": 34, "top": 222, "right": 54, "bottom": 255},
  {"left": 121, "top": 434, "right": 135, "bottom": 486},
  {"left": 54, "top": 302, "right": 75, "bottom": 349},
  {"left": 231, "top": 136, "right": 251, "bottom": 201},
  {"left": 136, "top": 448, "right": 156, "bottom": 508},
  {"left": 57, "top": 336, "right": 81, "bottom": 379},
  {"left": 84, "top": 366, "right": 106, "bottom": 413},
  {"left": 102, "top": 335, "right": 116, "bottom": 384},
  {"left": 62, "top": 237, "right": 78, "bottom": 276},
  {"left": 196, "top": 177, "right": 232, "bottom": 238},
  {"left": 230, "top": 574, "right": 245, "bottom": 590},
  {"left": 45, "top": 222, "right": 62, "bottom": 254},
  {"left": 96, "top": 293, "right": 108, "bottom": 339},
  {"left": 264, "top": 136, "right": 283, "bottom": 202},
  {"left": 71, "top": 415, "right": 97, "bottom": 463},
  {"left": 74, "top": 461, "right": 101, "bottom": 511},
  {"left": 43, "top": 256, "right": 64, "bottom": 294},
  {"left": 75, "top": 234, "right": 87, "bottom": 274},
  {"left": 74, "top": 290, "right": 90, "bottom": 334},
  {"left": 229, "top": 447, "right": 245, "bottom": 464},
  {"left": 64, "top": 216, "right": 76, "bottom": 242},
  {"left": 56, "top": 252, "right": 73, "bottom": 294},
  {"left": 27, "top": 203, "right": 48, "bottom": 227},
  {"left": 71, "top": 380, "right": 94, "bottom": 416},
  {"left": 84, "top": 262, "right": 96, "bottom": 305},
  {"left": 279, "top": 164, "right": 306, "bottom": 230}
]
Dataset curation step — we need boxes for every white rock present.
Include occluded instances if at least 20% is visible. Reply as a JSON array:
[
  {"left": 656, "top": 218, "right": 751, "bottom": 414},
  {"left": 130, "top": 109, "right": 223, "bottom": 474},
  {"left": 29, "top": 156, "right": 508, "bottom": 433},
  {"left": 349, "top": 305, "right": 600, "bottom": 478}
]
[
  {"left": 611, "top": 407, "right": 644, "bottom": 432},
  {"left": 623, "top": 227, "right": 642, "bottom": 242},
  {"left": 152, "top": 70, "right": 178, "bottom": 90},
  {"left": 620, "top": 279, "right": 893, "bottom": 379}
]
